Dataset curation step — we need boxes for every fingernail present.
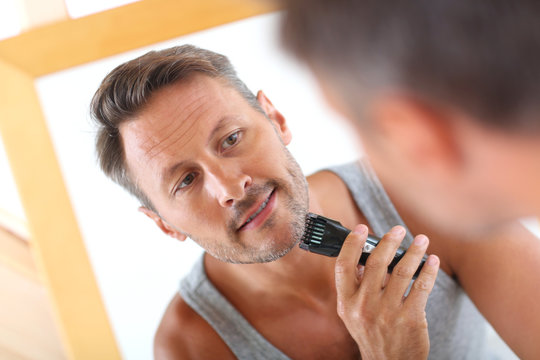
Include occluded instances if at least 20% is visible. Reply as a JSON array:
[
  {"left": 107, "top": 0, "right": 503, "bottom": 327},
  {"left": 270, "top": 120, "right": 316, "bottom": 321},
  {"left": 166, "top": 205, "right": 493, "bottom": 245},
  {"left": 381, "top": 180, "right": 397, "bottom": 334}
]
[
  {"left": 414, "top": 234, "right": 428, "bottom": 246},
  {"left": 427, "top": 255, "right": 439, "bottom": 266},
  {"left": 391, "top": 226, "right": 405, "bottom": 235},
  {"left": 353, "top": 224, "right": 368, "bottom": 235}
]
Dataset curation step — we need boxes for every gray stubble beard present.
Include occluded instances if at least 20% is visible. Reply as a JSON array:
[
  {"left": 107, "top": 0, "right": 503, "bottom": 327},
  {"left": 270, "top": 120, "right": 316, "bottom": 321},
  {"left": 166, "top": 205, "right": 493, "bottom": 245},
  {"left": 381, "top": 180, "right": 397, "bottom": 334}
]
[{"left": 199, "top": 148, "right": 309, "bottom": 264}]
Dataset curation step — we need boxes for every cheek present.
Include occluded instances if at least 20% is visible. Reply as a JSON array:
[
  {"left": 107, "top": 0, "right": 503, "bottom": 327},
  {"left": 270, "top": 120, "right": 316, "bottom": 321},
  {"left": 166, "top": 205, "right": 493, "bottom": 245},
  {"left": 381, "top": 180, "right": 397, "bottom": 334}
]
[
  {"left": 190, "top": 194, "right": 232, "bottom": 229},
  {"left": 248, "top": 139, "right": 283, "bottom": 168},
  {"left": 158, "top": 196, "right": 216, "bottom": 231}
]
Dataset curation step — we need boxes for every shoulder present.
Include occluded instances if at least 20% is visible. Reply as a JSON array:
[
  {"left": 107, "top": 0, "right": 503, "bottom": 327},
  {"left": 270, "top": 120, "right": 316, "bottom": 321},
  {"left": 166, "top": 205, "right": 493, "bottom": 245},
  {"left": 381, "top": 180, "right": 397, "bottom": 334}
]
[
  {"left": 154, "top": 294, "right": 236, "bottom": 360},
  {"left": 445, "top": 221, "right": 540, "bottom": 358},
  {"left": 449, "top": 220, "right": 540, "bottom": 278},
  {"left": 307, "top": 167, "right": 352, "bottom": 207},
  {"left": 306, "top": 166, "right": 367, "bottom": 229},
  {"left": 306, "top": 162, "right": 364, "bottom": 200}
]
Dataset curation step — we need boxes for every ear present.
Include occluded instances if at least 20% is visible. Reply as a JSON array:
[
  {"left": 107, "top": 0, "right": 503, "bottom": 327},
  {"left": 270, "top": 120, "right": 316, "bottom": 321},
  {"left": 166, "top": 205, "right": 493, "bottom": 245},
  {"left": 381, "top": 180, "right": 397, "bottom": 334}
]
[
  {"left": 138, "top": 206, "right": 187, "bottom": 241},
  {"left": 256, "top": 90, "right": 292, "bottom": 145},
  {"left": 368, "top": 95, "right": 462, "bottom": 173}
]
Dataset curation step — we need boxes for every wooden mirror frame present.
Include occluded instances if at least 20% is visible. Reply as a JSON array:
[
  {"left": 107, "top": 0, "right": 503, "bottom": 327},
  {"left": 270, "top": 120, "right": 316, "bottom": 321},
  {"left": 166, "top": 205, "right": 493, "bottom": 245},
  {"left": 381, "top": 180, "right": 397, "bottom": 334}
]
[{"left": 0, "top": 1, "right": 277, "bottom": 358}]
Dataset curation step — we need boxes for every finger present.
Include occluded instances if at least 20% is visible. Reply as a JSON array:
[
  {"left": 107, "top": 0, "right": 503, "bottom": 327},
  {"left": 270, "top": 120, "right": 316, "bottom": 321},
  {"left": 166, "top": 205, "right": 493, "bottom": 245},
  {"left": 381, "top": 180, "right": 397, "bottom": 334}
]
[
  {"left": 360, "top": 225, "right": 406, "bottom": 291},
  {"left": 335, "top": 224, "right": 368, "bottom": 300},
  {"left": 404, "top": 254, "right": 440, "bottom": 311},
  {"left": 383, "top": 234, "right": 430, "bottom": 305},
  {"left": 382, "top": 272, "right": 391, "bottom": 287},
  {"left": 356, "top": 264, "right": 365, "bottom": 282}
]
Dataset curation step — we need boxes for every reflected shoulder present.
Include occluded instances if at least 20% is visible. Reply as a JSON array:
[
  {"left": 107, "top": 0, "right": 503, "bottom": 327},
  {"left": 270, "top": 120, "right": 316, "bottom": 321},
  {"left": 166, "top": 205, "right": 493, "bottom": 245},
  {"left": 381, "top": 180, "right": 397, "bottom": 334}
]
[
  {"left": 154, "top": 294, "right": 236, "bottom": 360},
  {"left": 307, "top": 169, "right": 367, "bottom": 230}
]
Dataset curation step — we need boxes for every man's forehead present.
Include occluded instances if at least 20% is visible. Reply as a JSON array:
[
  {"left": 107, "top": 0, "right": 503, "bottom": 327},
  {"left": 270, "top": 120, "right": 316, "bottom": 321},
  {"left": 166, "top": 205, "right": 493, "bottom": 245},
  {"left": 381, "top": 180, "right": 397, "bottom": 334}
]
[
  {"left": 120, "top": 110, "right": 196, "bottom": 158},
  {"left": 119, "top": 76, "right": 257, "bottom": 171},
  {"left": 139, "top": 75, "right": 223, "bottom": 122},
  {"left": 121, "top": 77, "right": 229, "bottom": 146}
]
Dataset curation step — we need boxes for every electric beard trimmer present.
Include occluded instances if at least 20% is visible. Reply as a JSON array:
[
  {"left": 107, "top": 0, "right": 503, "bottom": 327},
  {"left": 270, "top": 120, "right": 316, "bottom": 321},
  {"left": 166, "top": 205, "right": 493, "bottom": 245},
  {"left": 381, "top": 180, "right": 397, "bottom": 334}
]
[{"left": 300, "top": 213, "right": 426, "bottom": 279}]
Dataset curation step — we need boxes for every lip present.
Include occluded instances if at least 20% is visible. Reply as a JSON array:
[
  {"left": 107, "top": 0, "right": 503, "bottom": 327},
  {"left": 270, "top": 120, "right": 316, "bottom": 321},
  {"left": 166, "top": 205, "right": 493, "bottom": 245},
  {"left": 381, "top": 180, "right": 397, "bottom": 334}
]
[{"left": 238, "top": 189, "right": 276, "bottom": 232}]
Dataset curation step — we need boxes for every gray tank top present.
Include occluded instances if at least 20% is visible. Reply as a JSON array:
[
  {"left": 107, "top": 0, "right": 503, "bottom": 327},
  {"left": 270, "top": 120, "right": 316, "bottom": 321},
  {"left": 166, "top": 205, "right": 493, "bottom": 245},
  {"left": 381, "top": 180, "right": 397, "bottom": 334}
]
[{"left": 179, "top": 160, "right": 488, "bottom": 359}]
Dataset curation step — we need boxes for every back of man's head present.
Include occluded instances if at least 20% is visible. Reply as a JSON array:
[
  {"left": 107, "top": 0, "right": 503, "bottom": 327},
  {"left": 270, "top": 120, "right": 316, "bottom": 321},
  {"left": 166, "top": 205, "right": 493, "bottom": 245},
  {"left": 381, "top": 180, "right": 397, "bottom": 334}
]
[{"left": 281, "top": 0, "right": 540, "bottom": 132}]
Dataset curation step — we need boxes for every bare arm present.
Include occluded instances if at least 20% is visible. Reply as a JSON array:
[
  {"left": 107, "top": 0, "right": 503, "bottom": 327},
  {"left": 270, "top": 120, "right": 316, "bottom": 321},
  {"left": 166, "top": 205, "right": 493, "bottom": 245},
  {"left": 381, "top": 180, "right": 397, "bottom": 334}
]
[
  {"left": 450, "top": 221, "right": 540, "bottom": 359},
  {"left": 335, "top": 224, "right": 440, "bottom": 360}
]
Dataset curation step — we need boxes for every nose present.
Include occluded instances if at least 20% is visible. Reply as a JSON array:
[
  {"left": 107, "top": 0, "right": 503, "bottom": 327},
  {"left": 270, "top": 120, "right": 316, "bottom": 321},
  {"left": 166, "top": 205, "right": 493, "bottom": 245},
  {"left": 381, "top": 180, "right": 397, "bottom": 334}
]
[{"left": 205, "top": 163, "right": 252, "bottom": 207}]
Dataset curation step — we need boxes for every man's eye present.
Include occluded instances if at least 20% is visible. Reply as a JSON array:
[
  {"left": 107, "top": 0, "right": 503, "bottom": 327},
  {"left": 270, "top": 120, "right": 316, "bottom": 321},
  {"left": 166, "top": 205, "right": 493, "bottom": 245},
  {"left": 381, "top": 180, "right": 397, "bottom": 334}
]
[
  {"left": 178, "top": 173, "right": 195, "bottom": 189},
  {"left": 222, "top": 131, "right": 240, "bottom": 150}
]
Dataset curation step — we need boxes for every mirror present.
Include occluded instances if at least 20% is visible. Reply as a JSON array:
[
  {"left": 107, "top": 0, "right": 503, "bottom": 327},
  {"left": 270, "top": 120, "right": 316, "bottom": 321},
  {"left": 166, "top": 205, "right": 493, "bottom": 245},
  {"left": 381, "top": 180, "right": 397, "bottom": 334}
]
[{"left": 34, "top": 12, "right": 359, "bottom": 359}]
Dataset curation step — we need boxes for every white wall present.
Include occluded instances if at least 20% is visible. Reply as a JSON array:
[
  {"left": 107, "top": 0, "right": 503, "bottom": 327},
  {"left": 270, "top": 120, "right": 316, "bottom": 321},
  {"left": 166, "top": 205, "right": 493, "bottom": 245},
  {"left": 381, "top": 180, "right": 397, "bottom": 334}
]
[{"left": 35, "top": 13, "right": 359, "bottom": 360}]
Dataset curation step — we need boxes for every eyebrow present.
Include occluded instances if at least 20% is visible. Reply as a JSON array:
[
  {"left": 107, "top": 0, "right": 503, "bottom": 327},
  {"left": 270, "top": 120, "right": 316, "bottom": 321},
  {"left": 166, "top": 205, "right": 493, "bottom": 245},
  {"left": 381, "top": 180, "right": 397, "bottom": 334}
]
[{"left": 160, "top": 116, "right": 237, "bottom": 192}]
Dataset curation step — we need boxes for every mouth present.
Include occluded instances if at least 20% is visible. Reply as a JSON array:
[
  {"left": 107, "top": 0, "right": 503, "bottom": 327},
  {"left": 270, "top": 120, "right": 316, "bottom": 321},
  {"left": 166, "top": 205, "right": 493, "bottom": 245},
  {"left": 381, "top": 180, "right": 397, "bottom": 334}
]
[{"left": 238, "top": 189, "right": 276, "bottom": 232}]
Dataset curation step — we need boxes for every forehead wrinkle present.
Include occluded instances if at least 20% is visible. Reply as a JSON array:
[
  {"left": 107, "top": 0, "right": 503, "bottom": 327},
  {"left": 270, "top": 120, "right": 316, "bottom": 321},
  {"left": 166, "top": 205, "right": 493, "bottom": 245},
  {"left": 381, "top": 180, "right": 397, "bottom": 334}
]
[
  {"left": 144, "top": 89, "right": 209, "bottom": 159},
  {"left": 147, "top": 101, "right": 212, "bottom": 160},
  {"left": 137, "top": 89, "right": 184, "bottom": 152},
  {"left": 138, "top": 123, "right": 177, "bottom": 157},
  {"left": 148, "top": 124, "right": 198, "bottom": 169},
  {"left": 145, "top": 110, "right": 198, "bottom": 161}
]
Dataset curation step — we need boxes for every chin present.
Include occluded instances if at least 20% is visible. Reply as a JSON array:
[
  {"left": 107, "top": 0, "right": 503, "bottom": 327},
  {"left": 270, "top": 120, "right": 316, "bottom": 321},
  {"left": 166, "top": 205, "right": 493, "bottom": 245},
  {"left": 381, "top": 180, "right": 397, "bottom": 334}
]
[
  {"left": 250, "top": 229, "right": 302, "bottom": 264},
  {"left": 215, "top": 242, "right": 297, "bottom": 264},
  {"left": 220, "top": 227, "right": 301, "bottom": 265},
  {"left": 258, "top": 242, "right": 298, "bottom": 263}
]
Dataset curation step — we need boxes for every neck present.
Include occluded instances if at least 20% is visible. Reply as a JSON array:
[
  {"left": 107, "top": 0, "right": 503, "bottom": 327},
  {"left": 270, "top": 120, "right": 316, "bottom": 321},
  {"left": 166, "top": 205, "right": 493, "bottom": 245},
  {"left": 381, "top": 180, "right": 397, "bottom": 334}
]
[{"left": 205, "top": 245, "right": 336, "bottom": 296}]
